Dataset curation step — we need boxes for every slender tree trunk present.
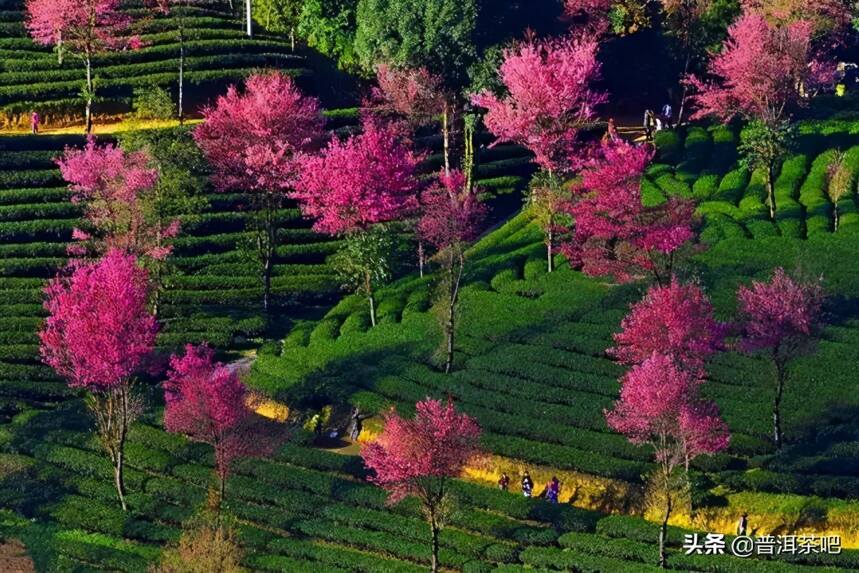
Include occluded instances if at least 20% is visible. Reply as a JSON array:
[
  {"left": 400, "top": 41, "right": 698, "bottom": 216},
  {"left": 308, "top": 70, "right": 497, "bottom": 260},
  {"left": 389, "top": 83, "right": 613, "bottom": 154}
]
[
  {"left": 113, "top": 446, "right": 127, "bottom": 511},
  {"left": 675, "top": 53, "right": 692, "bottom": 126},
  {"left": 85, "top": 55, "right": 94, "bottom": 134},
  {"left": 178, "top": 15, "right": 185, "bottom": 124},
  {"left": 366, "top": 269, "right": 376, "bottom": 327},
  {"left": 658, "top": 494, "right": 672, "bottom": 568},
  {"left": 418, "top": 241, "right": 425, "bottom": 278},
  {"left": 547, "top": 228, "right": 554, "bottom": 273},
  {"left": 429, "top": 512, "right": 440, "bottom": 573},
  {"left": 464, "top": 114, "right": 475, "bottom": 192},
  {"left": 245, "top": 0, "right": 253, "bottom": 37},
  {"left": 442, "top": 102, "right": 451, "bottom": 177},
  {"left": 290, "top": 27, "right": 295, "bottom": 52},
  {"left": 57, "top": 31, "right": 63, "bottom": 65},
  {"left": 772, "top": 355, "right": 785, "bottom": 449},
  {"left": 444, "top": 254, "right": 463, "bottom": 374},
  {"left": 833, "top": 205, "right": 839, "bottom": 232},
  {"left": 262, "top": 254, "right": 272, "bottom": 313},
  {"left": 766, "top": 164, "right": 776, "bottom": 220}
]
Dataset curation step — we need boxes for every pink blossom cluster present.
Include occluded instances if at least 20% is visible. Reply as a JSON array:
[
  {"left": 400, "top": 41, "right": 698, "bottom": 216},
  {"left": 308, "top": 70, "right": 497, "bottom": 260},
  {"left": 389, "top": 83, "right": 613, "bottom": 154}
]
[
  {"left": 293, "top": 117, "right": 422, "bottom": 235},
  {"left": 417, "top": 171, "right": 488, "bottom": 251},
  {"left": 471, "top": 33, "right": 606, "bottom": 172},
  {"left": 372, "top": 64, "right": 447, "bottom": 126},
  {"left": 362, "top": 398, "right": 481, "bottom": 504},
  {"left": 611, "top": 279, "right": 725, "bottom": 375},
  {"left": 57, "top": 138, "right": 179, "bottom": 260},
  {"left": 39, "top": 249, "right": 158, "bottom": 391},
  {"left": 25, "top": 0, "right": 137, "bottom": 52},
  {"left": 560, "top": 140, "right": 696, "bottom": 281},
  {"left": 737, "top": 267, "right": 823, "bottom": 352},
  {"left": 163, "top": 344, "right": 276, "bottom": 483},
  {"left": 688, "top": 12, "right": 836, "bottom": 124},
  {"left": 194, "top": 71, "right": 324, "bottom": 194}
]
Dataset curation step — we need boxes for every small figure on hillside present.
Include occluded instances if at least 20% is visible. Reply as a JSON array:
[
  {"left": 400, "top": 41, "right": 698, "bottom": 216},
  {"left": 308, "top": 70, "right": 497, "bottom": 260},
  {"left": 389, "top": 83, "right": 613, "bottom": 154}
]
[
  {"left": 736, "top": 512, "right": 749, "bottom": 536},
  {"left": 498, "top": 472, "right": 510, "bottom": 491},
  {"left": 522, "top": 471, "right": 533, "bottom": 497},
  {"left": 546, "top": 476, "right": 560, "bottom": 504},
  {"left": 607, "top": 117, "right": 620, "bottom": 142},
  {"left": 30, "top": 111, "right": 40, "bottom": 134},
  {"left": 309, "top": 413, "right": 323, "bottom": 438},
  {"left": 643, "top": 110, "right": 656, "bottom": 142},
  {"left": 661, "top": 102, "right": 673, "bottom": 129},
  {"left": 348, "top": 406, "right": 372, "bottom": 441}
]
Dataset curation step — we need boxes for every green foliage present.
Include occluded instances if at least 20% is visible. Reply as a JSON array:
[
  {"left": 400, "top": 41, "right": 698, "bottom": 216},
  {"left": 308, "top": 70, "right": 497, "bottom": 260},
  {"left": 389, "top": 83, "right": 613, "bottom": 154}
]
[
  {"left": 354, "top": 0, "right": 477, "bottom": 86},
  {"left": 331, "top": 227, "right": 394, "bottom": 299},
  {"left": 132, "top": 84, "right": 174, "bottom": 120},
  {"left": 298, "top": 0, "right": 358, "bottom": 71}
]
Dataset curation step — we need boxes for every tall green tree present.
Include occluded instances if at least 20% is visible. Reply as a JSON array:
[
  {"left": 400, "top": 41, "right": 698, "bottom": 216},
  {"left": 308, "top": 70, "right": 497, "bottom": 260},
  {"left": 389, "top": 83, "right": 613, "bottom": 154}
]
[
  {"left": 298, "top": 0, "right": 358, "bottom": 71},
  {"left": 354, "top": 0, "right": 477, "bottom": 87},
  {"left": 253, "top": 0, "right": 303, "bottom": 49}
]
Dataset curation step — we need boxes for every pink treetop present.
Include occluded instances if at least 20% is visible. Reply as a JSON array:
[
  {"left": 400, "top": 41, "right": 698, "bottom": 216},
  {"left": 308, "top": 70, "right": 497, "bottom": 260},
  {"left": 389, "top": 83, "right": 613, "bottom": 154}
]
[
  {"left": 471, "top": 33, "right": 606, "bottom": 172},
  {"left": 372, "top": 64, "right": 447, "bottom": 126},
  {"left": 39, "top": 249, "right": 158, "bottom": 391},
  {"left": 25, "top": 0, "right": 135, "bottom": 52},
  {"left": 194, "top": 71, "right": 324, "bottom": 194},
  {"left": 679, "top": 399, "right": 731, "bottom": 457},
  {"left": 742, "top": 0, "right": 853, "bottom": 41},
  {"left": 57, "top": 138, "right": 178, "bottom": 260},
  {"left": 736, "top": 267, "right": 823, "bottom": 353},
  {"left": 605, "top": 352, "right": 729, "bottom": 456},
  {"left": 688, "top": 12, "right": 836, "bottom": 125},
  {"left": 361, "top": 398, "right": 482, "bottom": 503},
  {"left": 293, "top": 117, "right": 422, "bottom": 235},
  {"left": 417, "top": 171, "right": 488, "bottom": 251},
  {"left": 164, "top": 344, "right": 247, "bottom": 437},
  {"left": 612, "top": 279, "right": 725, "bottom": 375},
  {"left": 560, "top": 140, "right": 696, "bottom": 281},
  {"left": 163, "top": 344, "right": 275, "bottom": 484}
]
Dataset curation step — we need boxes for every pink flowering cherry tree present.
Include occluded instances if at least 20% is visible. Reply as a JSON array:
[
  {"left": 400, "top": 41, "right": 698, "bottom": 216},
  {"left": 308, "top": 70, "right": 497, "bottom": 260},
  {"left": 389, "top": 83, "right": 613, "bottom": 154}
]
[
  {"left": 164, "top": 344, "right": 277, "bottom": 506},
  {"left": 194, "top": 71, "right": 324, "bottom": 312},
  {"left": 25, "top": 0, "right": 142, "bottom": 132},
  {"left": 57, "top": 138, "right": 180, "bottom": 308},
  {"left": 472, "top": 33, "right": 605, "bottom": 271},
  {"left": 293, "top": 117, "right": 421, "bottom": 327},
  {"left": 606, "top": 352, "right": 729, "bottom": 567},
  {"left": 687, "top": 12, "right": 836, "bottom": 219},
  {"left": 612, "top": 279, "right": 725, "bottom": 376},
  {"left": 736, "top": 268, "right": 823, "bottom": 449},
  {"left": 39, "top": 250, "right": 158, "bottom": 510},
  {"left": 417, "top": 171, "right": 487, "bottom": 374},
  {"left": 560, "top": 140, "right": 697, "bottom": 284},
  {"left": 362, "top": 398, "right": 482, "bottom": 573}
]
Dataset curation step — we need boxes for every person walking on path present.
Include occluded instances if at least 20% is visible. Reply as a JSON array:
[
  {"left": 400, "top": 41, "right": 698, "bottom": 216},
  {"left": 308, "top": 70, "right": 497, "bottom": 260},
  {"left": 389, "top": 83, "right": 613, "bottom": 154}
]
[
  {"left": 498, "top": 473, "right": 510, "bottom": 491},
  {"left": 30, "top": 111, "right": 40, "bottom": 134},
  {"left": 736, "top": 512, "right": 749, "bottom": 536},
  {"left": 607, "top": 117, "right": 620, "bottom": 142},
  {"left": 661, "top": 103, "right": 673, "bottom": 129},
  {"left": 643, "top": 110, "right": 656, "bottom": 142},
  {"left": 546, "top": 476, "right": 560, "bottom": 503},
  {"left": 522, "top": 471, "right": 533, "bottom": 497},
  {"left": 348, "top": 407, "right": 372, "bottom": 441}
]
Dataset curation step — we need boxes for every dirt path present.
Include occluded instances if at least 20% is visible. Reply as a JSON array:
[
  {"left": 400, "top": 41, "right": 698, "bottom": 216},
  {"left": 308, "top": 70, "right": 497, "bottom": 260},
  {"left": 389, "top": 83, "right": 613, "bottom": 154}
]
[{"left": 0, "top": 539, "right": 35, "bottom": 573}]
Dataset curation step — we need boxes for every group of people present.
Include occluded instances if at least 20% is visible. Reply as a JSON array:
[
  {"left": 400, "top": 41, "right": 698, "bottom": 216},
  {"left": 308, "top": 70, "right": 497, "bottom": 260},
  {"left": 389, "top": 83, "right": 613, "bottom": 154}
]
[
  {"left": 644, "top": 103, "right": 674, "bottom": 141},
  {"left": 498, "top": 471, "right": 561, "bottom": 503},
  {"left": 602, "top": 102, "right": 675, "bottom": 146}
]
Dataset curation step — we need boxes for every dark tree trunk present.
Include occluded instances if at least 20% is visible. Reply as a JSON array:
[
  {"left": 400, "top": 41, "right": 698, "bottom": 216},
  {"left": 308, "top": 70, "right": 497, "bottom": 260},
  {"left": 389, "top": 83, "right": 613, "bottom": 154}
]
[
  {"left": 766, "top": 164, "right": 777, "bottom": 220},
  {"left": 85, "top": 55, "right": 94, "bottom": 134},
  {"left": 773, "top": 355, "right": 785, "bottom": 449},
  {"left": 658, "top": 494, "right": 672, "bottom": 568},
  {"left": 547, "top": 228, "right": 554, "bottom": 273},
  {"left": 430, "top": 515, "right": 440, "bottom": 573}
]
